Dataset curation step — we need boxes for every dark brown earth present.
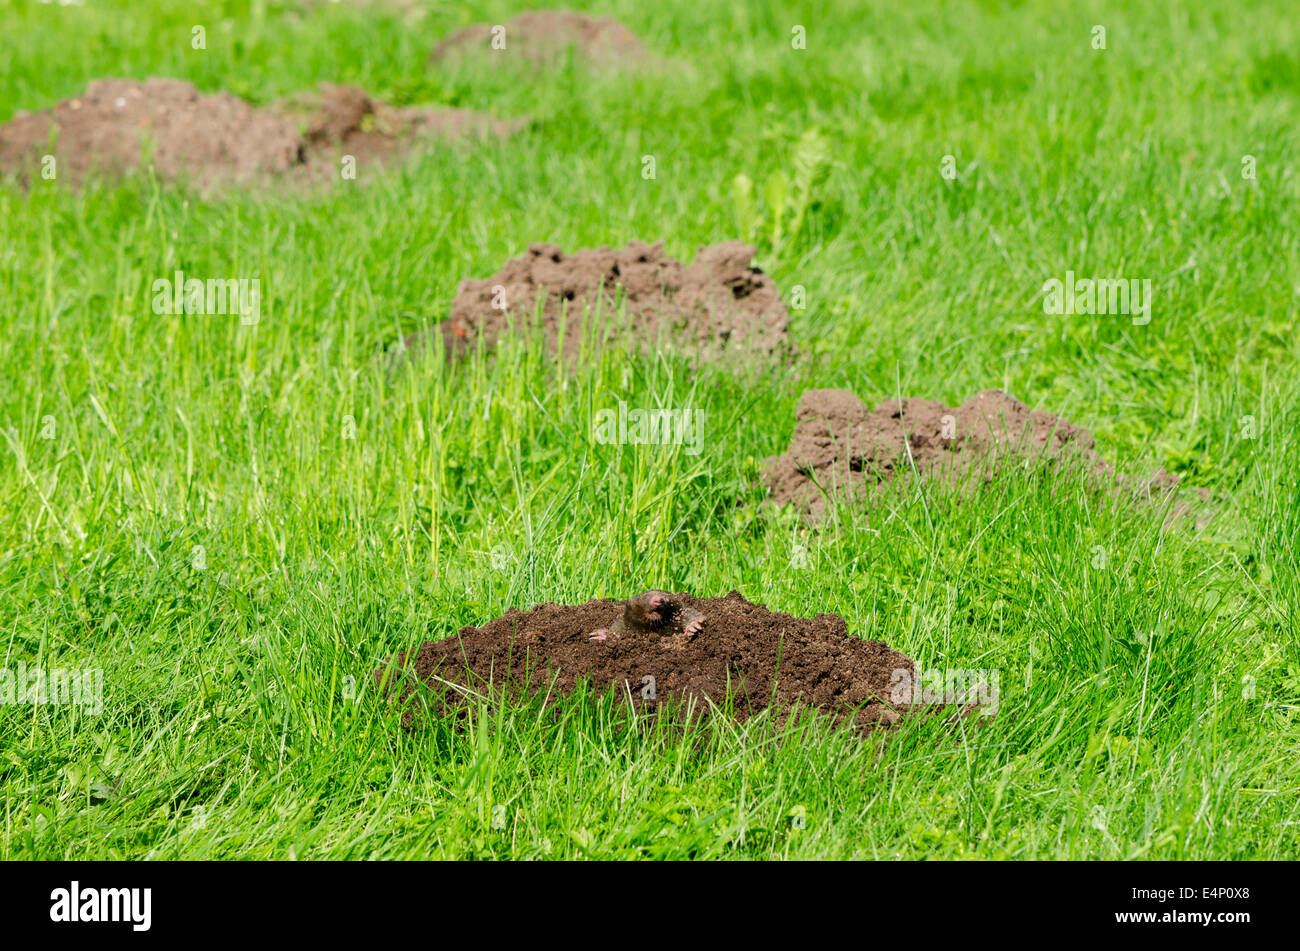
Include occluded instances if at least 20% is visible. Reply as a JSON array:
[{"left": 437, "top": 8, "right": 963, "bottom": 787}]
[
  {"left": 431, "top": 9, "right": 649, "bottom": 68},
  {"left": 375, "top": 590, "right": 920, "bottom": 735},
  {"left": 764, "top": 388, "right": 1194, "bottom": 521},
  {"left": 399, "top": 240, "right": 792, "bottom": 363},
  {"left": 0, "top": 79, "right": 525, "bottom": 191}
]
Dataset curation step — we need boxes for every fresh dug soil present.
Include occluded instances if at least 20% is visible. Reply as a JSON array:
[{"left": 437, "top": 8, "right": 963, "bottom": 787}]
[
  {"left": 400, "top": 240, "right": 792, "bottom": 363},
  {"left": 376, "top": 590, "right": 919, "bottom": 735},
  {"left": 281, "top": 82, "right": 527, "bottom": 183},
  {"left": 431, "top": 10, "right": 649, "bottom": 68},
  {"left": 0, "top": 79, "right": 524, "bottom": 191},
  {"left": 764, "top": 388, "right": 1192, "bottom": 521}
]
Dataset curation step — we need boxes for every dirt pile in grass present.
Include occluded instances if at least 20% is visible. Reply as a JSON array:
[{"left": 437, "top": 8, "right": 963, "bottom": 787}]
[
  {"left": 0, "top": 79, "right": 524, "bottom": 190},
  {"left": 399, "top": 240, "right": 792, "bottom": 363},
  {"left": 431, "top": 10, "right": 649, "bottom": 67},
  {"left": 282, "top": 82, "right": 526, "bottom": 181},
  {"left": 764, "top": 388, "right": 1192, "bottom": 521},
  {"left": 375, "top": 590, "right": 923, "bottom": 735}
]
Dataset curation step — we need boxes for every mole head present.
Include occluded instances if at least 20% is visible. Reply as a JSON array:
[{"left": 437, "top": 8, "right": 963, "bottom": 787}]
[{"left": 626, "top": 590, "right": 671, "bottom": 628}]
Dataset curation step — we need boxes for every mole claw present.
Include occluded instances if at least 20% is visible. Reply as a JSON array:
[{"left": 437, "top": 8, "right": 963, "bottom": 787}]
[{"left": 588, "top": 629, "right": 609, "bottom": 643}]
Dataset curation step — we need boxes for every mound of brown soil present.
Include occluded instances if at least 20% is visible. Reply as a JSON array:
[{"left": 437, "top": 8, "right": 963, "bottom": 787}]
[
  {"left": 282, "top": 82, "right": 527, "bottom": 182},
  {"left": 431, "top": 10, "right": 648, "bottom": 67},
  {"left": 764, "top": 388, "right": 1187, "bottom": 521},
  {"left": 0, "top": 79, "right": 524, "bottom": 191},
  {"left": 400, "top": 240, "right": 791, "bottom": 363},
  {"left": 376, "top": 590, "right": 918, "bottom": 735}
]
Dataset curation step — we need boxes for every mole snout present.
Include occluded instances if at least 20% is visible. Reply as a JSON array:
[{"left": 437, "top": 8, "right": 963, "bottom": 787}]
[{"left": 587, "top": 590, "right": 706, "bottom": 643}]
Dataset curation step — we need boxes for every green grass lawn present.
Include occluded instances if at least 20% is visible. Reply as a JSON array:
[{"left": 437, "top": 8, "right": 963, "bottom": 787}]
[{"left": 2, "top": 0, "right": 1298, "bottom": 859}]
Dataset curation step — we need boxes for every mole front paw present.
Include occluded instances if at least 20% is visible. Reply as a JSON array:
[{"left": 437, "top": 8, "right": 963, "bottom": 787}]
[
  {"left": 588, "top": 629, "right": 610, "bottom": 643},
  {"left": 684, "top": 616, "right": 705, "bottom": 637}
]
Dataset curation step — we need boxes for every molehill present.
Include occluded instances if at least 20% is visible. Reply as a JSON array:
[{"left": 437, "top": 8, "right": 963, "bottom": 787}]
[
  {"left": 399, "top": 239, "right": 792, "bottom": 363},
  {"left": 375, "top": 590, "right": 918, "bottom": 735},
  {"left": 0, "top": 79, "right": 525, "bottom": 191},
  {"left": 764, "top": 387, "right": 1190, "bottom": 521},
  {"left": 430, "top": 9, "right": 650, "bottom": 68}
]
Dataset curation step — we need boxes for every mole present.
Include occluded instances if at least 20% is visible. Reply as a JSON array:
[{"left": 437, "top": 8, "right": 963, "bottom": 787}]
[{"left": 588, "top": 590, "right": 705, "bottom": 643}]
